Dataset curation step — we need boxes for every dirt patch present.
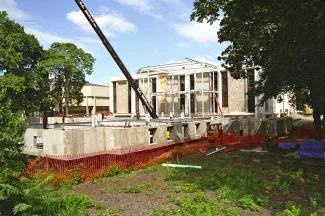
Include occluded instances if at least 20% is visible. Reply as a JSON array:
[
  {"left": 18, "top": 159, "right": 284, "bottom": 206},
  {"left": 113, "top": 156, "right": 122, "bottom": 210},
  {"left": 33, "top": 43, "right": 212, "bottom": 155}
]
[{"left": 75, "top": 140, "right": 325, "bottom": 215}]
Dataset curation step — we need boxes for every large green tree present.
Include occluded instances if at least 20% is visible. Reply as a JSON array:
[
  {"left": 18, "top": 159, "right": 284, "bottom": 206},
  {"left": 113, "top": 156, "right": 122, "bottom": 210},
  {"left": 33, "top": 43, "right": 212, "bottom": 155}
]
[
  {"left": 191, "top": 0, "right": 325, "bottom": 140},
  {"left": 0, "top": 10, "right": 42, "bottom": 213},
  {"left": 40, "top": 42, "right": 95, "bottom": 116},
  {"left": 0, "top": 11, "right": 44, "bottom": 115}
]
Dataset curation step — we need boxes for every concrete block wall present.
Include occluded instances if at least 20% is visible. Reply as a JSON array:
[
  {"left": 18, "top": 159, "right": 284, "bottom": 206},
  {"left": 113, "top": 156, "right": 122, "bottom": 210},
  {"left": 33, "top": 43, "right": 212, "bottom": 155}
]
[
  {"left": 257, "top": 120, "right": 277, "bottom": 136},
  {"left": 23, "top": 120, "right": 213, "bottom": 157},
  {"left": 115, "top": 80, "right": 129, "bottom": 113},
  {"left": 29, "top": 117, "right": 92, "bottom": 124},
  {"left": 224, "top": 117, "right": 292, "bottom": 137},
  {"left": 150, "top": 125, "right": 168, "bottom": 144},
  {"left": 227, "top": 75, "right": 246, "bottom": 113},
  {"left": 170, "top": 123, "right": 182, "bottom": 141}
]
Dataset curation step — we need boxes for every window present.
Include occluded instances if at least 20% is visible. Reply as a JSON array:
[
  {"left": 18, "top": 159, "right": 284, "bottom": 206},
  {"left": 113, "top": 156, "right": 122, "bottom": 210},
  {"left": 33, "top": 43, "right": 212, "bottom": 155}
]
[
  {"left": 180, "top": 94, "right": 185, "bottom": 112},
  {"left": 151, "top": 78, "right": 157, "bottom": 111},
  {"left": 190, "top": 74, "right": 195, "bottom": 90},
  {"left": 212, "top": 93, "right": 219, "bottom": 113},
  {"left": 152, "top": 78, "right": 157, "bottom": 92},
  {"left": 190, "top": 93, "right": 195, "bottom": 113},
  {"left": 135, "top": 80, "right": 140, "bottom": 113},
  {"left": 180, "top": 75, "right": 185, "bottom": 91},
  {"left": 222, "top": 72, "right": 228, "bottom": 107},
  {"left": 210, "top": 72, "right": 218, "bottom": 90},
  {"left": 149, "top": 128, "right": 156, "bottom": 144}
]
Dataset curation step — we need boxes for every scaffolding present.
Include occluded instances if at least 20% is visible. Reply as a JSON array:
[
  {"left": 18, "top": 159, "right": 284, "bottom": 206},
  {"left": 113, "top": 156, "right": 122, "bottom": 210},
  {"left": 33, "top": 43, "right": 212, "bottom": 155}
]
[{"left": 136, "top": 58, "right": 223, "bottom": 118}]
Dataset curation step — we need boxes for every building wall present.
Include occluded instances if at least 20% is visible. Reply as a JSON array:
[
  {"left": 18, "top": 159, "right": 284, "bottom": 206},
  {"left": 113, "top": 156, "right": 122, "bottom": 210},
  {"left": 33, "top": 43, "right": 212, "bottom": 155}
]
[
  {"left": 227, "top": 74, "right": 246, "bottom": 113},
  {"left": 82, "top": 85, "right": 110, "bottom": 99},
  {"left": 110, "top": 64, "right": 295, "bottom": 116},
  {"left": 115, "top": 80, "right": 129, "bottom": 113},
  {"left": 274, "top": 94, "right": 294, "bottom": 115}
]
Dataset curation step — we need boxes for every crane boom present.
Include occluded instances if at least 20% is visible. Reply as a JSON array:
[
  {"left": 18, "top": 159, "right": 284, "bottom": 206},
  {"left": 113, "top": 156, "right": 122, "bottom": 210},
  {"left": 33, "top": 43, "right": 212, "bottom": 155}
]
[{"left": 74, "top": 0, "right": 158, "bottom": 119}]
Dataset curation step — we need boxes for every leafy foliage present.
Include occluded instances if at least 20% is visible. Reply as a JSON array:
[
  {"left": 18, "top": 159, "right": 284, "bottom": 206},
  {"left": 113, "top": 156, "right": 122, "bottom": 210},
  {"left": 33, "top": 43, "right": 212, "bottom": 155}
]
[
  {"left": 40, "top": 42, "right": 95, "bottom": 115},
  {"left": 0, "top": 12, "right": 97, "bottom": 215},
  {"left": 0, "top": 11, "right": 44, "bottom": 115},
  {"left": 191, "top": 0, "right": 325, "bottom": 139}
]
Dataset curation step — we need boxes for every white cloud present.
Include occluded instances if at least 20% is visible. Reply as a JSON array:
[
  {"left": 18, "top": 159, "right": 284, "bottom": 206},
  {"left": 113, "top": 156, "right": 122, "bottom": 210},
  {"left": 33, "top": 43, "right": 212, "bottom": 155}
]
[
  {"left": 166, "top": 60, "right": 175, "bottom": 64},
  {"left": 0, "top": 0, "right": 100, "bottom": 56},
  {"left": 173, "top": 20, "right": 220, "bottom": 43},
  {"left": 66, "top": 10, "right": 136, "bottom": 37},
  {"left": 176, "top": 42, "right": 190, "bottom": 48},
  {"left": 0, "top": 0, "right": 27, "bottom": 22},
  {"left": 113, "top": 0, "right": 162, "bottom": 19},
  {"left": 25, "top": 27, "right": 99, "bottom": 55}
]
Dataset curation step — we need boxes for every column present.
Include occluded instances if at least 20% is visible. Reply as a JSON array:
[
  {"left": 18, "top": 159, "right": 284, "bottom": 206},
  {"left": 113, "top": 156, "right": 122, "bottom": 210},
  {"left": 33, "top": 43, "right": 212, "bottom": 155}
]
[
  {"left": 201, "top": 69, "right": 204, "bottom": 116},
  {"left": 86, "top": 96, "right": 89, "bottom": 116},
  {"left": 92, "top": 96, "right": 97, "bottom": 115},
  {"left": 217, "top": 68, "right": 222, "bottom": 111},
  {"left": 212, "top": 69, "right": 215, "bottom": 114},
  {"left": 131, "top": 88, "right": 136, "bottom": 115}
]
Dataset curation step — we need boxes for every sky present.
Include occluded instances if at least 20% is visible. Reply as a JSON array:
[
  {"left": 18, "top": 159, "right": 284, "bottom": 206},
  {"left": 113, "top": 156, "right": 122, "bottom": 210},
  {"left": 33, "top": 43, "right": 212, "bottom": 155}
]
[{"left": 0, "top": 0, "right": 226, "bottom": 85}]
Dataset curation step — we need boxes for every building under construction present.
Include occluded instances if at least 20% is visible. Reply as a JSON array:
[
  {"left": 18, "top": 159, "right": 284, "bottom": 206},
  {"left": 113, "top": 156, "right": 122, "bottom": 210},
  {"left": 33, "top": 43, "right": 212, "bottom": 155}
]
[{"left": 110, "top": 58, "right": 292, "bottom": 118}]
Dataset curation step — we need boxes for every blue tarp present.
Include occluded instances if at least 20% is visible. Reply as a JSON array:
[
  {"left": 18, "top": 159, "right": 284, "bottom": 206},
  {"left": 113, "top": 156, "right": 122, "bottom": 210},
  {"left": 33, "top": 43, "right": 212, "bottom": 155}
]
[
  {"left": 278, "top": 143, "right": 297, "bottom": 149},
  {"left": 300, "top": 141, "right": 325, "bottom": 151},
  {"left": 299, "top": 150, "right": 325, "bottom": 159}
]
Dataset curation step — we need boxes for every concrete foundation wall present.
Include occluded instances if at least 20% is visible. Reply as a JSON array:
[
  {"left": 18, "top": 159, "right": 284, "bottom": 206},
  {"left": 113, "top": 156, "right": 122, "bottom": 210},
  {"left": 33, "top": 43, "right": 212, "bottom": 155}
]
[
  {"left": 224, "top": 117, "right": 292, "bottom": 136},
  {"left": 29, "top": 117, "right": 92, "bottom": 124},
  {"left": 23, "top": 120, "right": 213, "bottom": 156}
]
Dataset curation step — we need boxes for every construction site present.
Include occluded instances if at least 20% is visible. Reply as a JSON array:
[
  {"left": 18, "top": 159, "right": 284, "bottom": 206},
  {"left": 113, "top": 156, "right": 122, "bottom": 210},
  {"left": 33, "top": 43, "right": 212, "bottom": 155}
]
[
  {"left": 2, "top": 0, "right": 325, "bottom": 214},
  {"left": 22, "top": 0, "right": 306, "bottom": 182}
]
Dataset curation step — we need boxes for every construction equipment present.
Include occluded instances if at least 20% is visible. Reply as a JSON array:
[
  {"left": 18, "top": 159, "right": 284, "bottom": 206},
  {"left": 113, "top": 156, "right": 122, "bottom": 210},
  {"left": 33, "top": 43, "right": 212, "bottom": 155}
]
[{"left": 74, "top": 0, "right": 158, "bottom": 119}]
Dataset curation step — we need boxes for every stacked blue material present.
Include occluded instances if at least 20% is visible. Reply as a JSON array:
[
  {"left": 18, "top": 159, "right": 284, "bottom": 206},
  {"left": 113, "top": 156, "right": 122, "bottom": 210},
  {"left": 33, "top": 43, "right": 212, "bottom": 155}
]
[
  {"left": 278, "top": 143, "right": 297, "bottom": 149},
  {"left": 299, "top": 141, "right": 325, "bottom": 159}
]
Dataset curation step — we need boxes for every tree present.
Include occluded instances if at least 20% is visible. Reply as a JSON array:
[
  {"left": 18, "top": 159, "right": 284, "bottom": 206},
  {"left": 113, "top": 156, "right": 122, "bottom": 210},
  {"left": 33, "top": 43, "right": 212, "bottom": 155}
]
[
  {"left": 40, "top": 42, "right": 95, "bottom": 117},
  {"left": 191, "top": 0, "right": 325, "bottom": 140},
  {"left": 0, "top": 11, "right": 44, "bottom": 116},
  {"left": 0, "top": 89, "right": 28, "bottom": 214}
]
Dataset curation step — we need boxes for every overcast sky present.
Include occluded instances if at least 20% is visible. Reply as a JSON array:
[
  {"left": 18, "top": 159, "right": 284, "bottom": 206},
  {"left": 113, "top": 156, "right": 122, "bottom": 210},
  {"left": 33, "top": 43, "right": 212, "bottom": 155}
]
[{"left": 0, "top": 0, "right": 226, "bottom": 85}]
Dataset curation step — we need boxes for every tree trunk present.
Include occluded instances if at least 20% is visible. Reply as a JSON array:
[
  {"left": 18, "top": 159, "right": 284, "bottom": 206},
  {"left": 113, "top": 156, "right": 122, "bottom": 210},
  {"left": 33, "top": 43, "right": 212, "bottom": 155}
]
[
  {"left": 40, "top": 102, "right": 48, "bottom": 129},
  {"left": 42, "top": 110, "right": 48, "bottom": 129},
  {"left": 59, "top": 100, "right": 65, "bottom": 123},
  {"left": 59, "top": 101, "right": 62, "bottom": 114},
  {"left": 65, "top": 79, "right": 69, "bottom": 117}
]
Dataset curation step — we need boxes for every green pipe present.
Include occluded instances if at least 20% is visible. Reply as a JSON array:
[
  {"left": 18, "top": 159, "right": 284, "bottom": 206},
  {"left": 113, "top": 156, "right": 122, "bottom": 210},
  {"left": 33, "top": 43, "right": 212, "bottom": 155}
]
[
  {"left": 206, "top": 146, "right": 226, "bottom": 156},
  {"left": 162, "top": 163, "right": 202, "bottom": 169}
]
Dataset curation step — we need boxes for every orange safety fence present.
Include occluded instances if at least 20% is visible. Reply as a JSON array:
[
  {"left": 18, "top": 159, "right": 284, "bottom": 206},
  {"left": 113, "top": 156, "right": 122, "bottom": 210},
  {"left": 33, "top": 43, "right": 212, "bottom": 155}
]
[
  {"left": 300, "top": 126, "right": 315, "bottom": 139},
  {"left": 23, "top": 138, "right": 212, "bottom": 185},
  {"left": 216, "top": 132, "right": 279, "bottom": 153},
  {"left": 23, "top": 132, "right": 284, "bottom": 185}
]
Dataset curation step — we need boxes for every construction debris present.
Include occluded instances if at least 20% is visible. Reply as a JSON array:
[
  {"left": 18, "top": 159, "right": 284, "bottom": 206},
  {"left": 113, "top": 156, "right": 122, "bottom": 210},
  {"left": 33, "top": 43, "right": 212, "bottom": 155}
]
[
  {"left": 206, "top": 147, "right": 226, "bottom": 156},
  {"left": 162, "top": 163, "right": 202, "bottom": 169}
]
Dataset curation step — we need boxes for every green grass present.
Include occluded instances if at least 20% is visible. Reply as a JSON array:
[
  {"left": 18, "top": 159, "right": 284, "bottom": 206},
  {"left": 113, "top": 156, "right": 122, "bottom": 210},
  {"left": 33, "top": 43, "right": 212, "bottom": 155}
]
[
  {"left": 71, "top": 149, "right": 325, "bottom": 215},
  {"left": 152, "top": 151, "right": 325, "bottom": 215}
]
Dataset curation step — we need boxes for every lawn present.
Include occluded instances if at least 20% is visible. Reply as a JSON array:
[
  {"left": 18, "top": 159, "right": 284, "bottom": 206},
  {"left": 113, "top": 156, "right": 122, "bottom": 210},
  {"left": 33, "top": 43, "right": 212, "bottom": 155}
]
[{"left": 75, "top": 147, "right": 325, "bottom": 216}]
